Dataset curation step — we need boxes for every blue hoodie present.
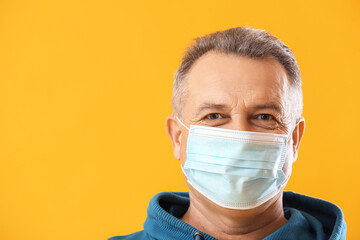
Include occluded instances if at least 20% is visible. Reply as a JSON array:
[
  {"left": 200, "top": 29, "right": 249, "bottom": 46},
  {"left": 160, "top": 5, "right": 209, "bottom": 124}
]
[{"left": 109, "top": 191, "right": 346, "bottom": 240}]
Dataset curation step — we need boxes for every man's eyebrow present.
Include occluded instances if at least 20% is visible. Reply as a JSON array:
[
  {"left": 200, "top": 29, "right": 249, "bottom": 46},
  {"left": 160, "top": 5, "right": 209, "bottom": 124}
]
[
  {"left": 192, "top": 102, "right": 229, "bottom": 117},
  {"left": 191, "top": 102, "right": 284, "bottom": 118},
  {"left": 251, "top": 102, "right": 283, "bottom": 113}
]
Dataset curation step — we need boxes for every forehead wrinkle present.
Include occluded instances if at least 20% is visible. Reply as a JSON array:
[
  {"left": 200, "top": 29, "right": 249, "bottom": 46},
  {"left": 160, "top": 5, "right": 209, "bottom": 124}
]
[{"left": 183, "top": 52, "right": 296, "bottom": 122}]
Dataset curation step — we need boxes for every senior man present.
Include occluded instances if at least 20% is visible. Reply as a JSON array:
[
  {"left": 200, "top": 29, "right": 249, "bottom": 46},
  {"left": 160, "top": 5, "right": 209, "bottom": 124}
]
[{"left": 109, "top": 27, "right": 346, "bottom": 240}]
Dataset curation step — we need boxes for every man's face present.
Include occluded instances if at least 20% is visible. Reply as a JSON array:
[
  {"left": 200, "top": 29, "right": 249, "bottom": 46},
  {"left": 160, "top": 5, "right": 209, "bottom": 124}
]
[
  {"left": 176, "top": 51, "right": 304, "bottom": 190},
  {"left": 166, "top": 51, "right": 305, "bottom": 210}
]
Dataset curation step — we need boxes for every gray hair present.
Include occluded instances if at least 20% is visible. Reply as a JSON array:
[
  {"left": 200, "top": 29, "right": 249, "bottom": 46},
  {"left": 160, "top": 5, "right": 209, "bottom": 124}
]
[{"left": 171, "top": 27, "right": 303, "bottom": 122}]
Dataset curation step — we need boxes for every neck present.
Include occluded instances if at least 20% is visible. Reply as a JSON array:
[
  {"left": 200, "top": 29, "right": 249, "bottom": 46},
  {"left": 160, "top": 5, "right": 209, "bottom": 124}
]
[{"left": 181, "top": 189, "right": 287, "bottom": 240}]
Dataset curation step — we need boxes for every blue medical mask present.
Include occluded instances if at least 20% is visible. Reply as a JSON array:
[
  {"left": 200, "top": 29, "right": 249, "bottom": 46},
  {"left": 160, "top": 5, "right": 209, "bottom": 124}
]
[{"left": 176, "top": 117, "right": 291, "bottom": 210}]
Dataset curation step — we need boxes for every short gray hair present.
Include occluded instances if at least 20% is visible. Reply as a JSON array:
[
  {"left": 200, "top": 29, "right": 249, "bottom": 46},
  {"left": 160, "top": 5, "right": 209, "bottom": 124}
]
[{"left": 171, "top": 27, "right": 303, "bottom": 122}]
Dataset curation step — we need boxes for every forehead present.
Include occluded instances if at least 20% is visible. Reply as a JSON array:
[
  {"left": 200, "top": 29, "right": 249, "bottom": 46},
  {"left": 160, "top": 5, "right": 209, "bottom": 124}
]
[{"left": 184, "top": 52, "right": 292, "bottom": 116}]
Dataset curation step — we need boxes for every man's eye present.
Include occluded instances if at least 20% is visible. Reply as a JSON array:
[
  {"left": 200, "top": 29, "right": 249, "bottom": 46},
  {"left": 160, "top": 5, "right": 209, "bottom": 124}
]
[
  {"left": 205, "top": 113, "right": 222, "bottom": 120},
  {"left": 257, "top": 114, "right": 274, "bottom": 121}
]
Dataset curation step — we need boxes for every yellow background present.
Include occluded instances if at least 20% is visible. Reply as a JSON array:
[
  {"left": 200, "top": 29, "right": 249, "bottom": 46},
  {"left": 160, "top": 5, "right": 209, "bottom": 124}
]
[{"left": 0, "top": 0, "right": 359, "bottom": 239}]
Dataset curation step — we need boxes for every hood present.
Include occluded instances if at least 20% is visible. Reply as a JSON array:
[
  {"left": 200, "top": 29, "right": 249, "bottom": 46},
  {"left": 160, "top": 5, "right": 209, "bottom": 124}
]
[
  {"left": 142, "top": 191, "right": 346, "bottom": 240},
  {"left": 280, "top": 191, "right": 346, "bottom": 240}
]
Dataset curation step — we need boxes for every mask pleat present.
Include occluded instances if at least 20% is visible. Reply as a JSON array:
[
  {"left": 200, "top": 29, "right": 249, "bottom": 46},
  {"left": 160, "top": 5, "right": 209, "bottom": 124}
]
[
  {"left": 184, "top": 160, "right": 278, "bottom": 178},
  {"left": 187, "top": 135, "right": 284, "bottom": 163},
  {"left": 187, "top": 153, "right": 279, "bottom": 170}
]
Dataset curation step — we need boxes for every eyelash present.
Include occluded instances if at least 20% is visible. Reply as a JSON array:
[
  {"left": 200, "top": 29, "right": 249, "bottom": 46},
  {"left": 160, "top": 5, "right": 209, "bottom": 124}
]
[
  {"left": 255, "top": 114, "right": 276, "bottom": 121},
  {"left": 204, "top": 113, "right": 224, "bottom": 120},
  {"left": 201, "top": 113, "right": 280, "bottom": 129},
  {"left": 202, "top": 113, "right": 278, "bottom": 123}
]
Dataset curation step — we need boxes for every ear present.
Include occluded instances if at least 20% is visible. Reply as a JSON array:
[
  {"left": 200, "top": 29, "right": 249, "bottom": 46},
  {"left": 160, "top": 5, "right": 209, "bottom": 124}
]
[
  {"left": 291, "top": 117, "right": 305, "bottom": 161},
  {"left": 165, "top": 115, "right": 183, "bottom": 160}
]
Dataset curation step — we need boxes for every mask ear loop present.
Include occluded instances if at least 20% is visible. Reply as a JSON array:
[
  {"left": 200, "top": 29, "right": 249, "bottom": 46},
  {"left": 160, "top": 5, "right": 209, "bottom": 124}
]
[
  {"left": 288, "top": 119, "right": 303, "bottom": 163},
  {"left": 286, "top": 132, "right": 293, "bottom": 144},
  {"left": 280, "top": 127, "right": 296, "bottom": 190},
  {"left": 175, "top": 116, "right": 190, "bottom": 131},
  {"left": 176, "top": 116, "right": 190, "bottom": 172}
]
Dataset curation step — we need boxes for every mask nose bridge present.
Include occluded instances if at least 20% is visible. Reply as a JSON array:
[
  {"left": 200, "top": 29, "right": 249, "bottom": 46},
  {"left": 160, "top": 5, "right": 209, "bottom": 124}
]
[{"left": 176, "top": 115, "right": 291, "bottom": 145}]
